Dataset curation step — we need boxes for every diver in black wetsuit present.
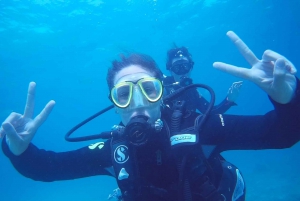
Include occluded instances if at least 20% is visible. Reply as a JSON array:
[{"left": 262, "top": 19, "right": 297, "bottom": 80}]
[
  {"left": 1, "top": 31, "right": 300, "bottom": 201},
  {"left": 159, "top": 47, "right": 243, "bottom": 200},
  {"left": 164, "top": 46, "right": 243, "bottom": 114}
]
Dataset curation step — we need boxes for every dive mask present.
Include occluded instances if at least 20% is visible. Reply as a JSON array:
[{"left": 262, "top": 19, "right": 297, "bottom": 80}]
[
  {"left": 110, "top": 77, "right": 163, "bottom": 108},
  {"left": 171, "top": 60, "right": 194, "bottom": 75}
]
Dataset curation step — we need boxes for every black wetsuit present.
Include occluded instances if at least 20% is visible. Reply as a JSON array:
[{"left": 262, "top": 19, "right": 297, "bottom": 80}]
[
  {"left": 3, "top": 80, "right": 300, "bottom": 201},
  {"left": 163, "top": 76, "right": 236, "bottom": 114}
]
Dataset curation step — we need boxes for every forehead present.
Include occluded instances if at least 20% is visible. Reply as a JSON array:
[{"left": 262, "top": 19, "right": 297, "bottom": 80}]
[{"left": 114, "top": 64, "right": 154, "bottom": 85}]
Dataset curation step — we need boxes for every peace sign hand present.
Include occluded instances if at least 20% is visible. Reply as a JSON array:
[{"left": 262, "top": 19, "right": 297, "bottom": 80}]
[
  {"left": 0, "top": 82, "right": 55, "bottom": 155},
  {"left": 227, "top": 81, "right": 243, "bottom": 102},
  {"left": 213, "top": 31, "right": 297, "bottom": 104}
]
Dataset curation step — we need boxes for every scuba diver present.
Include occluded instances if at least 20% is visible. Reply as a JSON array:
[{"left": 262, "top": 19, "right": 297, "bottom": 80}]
[
  {"left": 1, "top": 31, "right": 300, "bottom": 201},
  {"left": 164, "top": 46, "right": 243, "bottom": 114}
]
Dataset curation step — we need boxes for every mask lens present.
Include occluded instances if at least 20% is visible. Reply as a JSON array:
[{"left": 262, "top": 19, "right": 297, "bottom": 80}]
[
  {"left": 139, "top": 78, "right": 163, "bottom": 102},
  {"left": 111, "top": 83, "right": 132, "bottom": 108},
  {"left": 171, "top": 62, "right": 192, "bottom": 75}
]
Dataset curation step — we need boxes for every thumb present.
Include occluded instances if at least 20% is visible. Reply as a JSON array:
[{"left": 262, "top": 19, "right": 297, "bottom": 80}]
[
  {"left": 273, "top": 58, "right": 287, "bottom": 88},
  {"left": 2, "top": 122, "right": 21, "bottom": 145},
  {"left": 271, "top": 58, "right": 296, "bottom": 104}
]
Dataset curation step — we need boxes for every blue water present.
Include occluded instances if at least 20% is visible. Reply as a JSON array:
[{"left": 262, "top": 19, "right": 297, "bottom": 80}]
[{"left": 1, "top": 0, "right": 300, "bottom": 200}]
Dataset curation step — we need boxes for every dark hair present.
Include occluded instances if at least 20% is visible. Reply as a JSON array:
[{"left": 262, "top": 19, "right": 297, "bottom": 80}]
[
  {"left": 166, "top": 46, "right": 193, "bottom": 70},
  {"left": 107, "top": 53, "right": 163, "bottom": 90}
]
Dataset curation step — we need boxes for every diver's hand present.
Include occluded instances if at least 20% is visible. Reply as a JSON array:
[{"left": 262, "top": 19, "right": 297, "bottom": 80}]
[
  {"left": 213, "top": 31, "right": 297, "bottom": 104},
  {"left": 227, "top": 81, "right": 243, "bottom": 102},
  {"left": 0, "top": 82, "right": 55, "bottom": 155}
]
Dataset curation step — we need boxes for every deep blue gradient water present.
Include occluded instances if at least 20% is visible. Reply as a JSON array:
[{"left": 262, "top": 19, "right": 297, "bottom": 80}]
[{"left": 0, "top": 0, "right": 300, "bottom": 200}]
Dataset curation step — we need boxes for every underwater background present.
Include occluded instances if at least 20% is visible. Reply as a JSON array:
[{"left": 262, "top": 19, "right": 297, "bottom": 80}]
[{"left": 0, "top": 0, "right": 300, "bottom": 200}]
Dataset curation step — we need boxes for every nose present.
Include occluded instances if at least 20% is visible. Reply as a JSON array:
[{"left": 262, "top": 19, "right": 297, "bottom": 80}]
[{"left": 131, "top": 86, "right": 146, "bottom": 107}]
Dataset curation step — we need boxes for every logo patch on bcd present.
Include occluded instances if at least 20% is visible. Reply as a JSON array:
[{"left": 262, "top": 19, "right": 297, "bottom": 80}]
[
  {"left": 114, "top": 145, "right": 129, "bottom": 164},
  {"left": 170, "top": 134, "right": 196, "bottom": 146},
  {"left": 88, "top": 142, "right": 104, "bottom": 150}
]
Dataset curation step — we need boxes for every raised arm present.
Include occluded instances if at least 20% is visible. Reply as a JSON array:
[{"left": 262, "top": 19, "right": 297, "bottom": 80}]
[
  {"left": 206, "top": 30, "right": 300, "bottom": 151},
  {"left": 0, "top": 82, "right": 55, "bottom": 155},
  {"left": 1, "top": 82, "right": 113, "bottom": 182},
  {"left": 195, "top": 82, "right": 240, "bottom": 114},
  {"left": 195, "top": 95, "right": 236, "bottom": 114},
  {"left": 2, "top": 139, "right": 112, "bottom": 181},
  {"left": 213, "top": 31, "right": 297, "bottom": 104}
]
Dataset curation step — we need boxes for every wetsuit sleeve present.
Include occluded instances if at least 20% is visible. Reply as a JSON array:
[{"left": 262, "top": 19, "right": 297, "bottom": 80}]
[
  {"left": 2, "top": 138, "right": 112, "bottom": 182},
  {"left": 200, "top": 78, "right": 300, "bottom": 152},
  {"left": 196, "top": 95, "right": 236, "bottom": 114}
]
